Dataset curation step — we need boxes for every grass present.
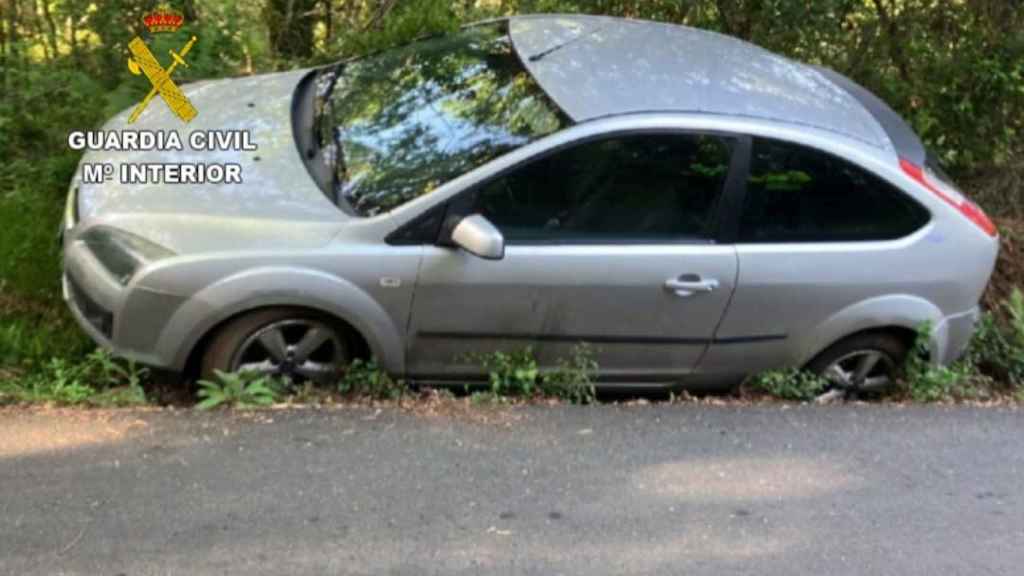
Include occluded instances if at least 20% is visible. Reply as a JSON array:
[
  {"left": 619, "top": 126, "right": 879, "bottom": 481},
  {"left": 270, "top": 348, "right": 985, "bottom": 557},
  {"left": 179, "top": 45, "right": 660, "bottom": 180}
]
[{"left": 0, "top": 347, "right": 149, "bottom": 407}]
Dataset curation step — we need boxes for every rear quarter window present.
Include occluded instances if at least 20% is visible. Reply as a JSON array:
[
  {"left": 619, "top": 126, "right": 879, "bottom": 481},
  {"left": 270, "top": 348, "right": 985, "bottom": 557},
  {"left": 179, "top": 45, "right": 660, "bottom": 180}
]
[{"left": 739, "top": 138, "right": 930, "bottom": 243}]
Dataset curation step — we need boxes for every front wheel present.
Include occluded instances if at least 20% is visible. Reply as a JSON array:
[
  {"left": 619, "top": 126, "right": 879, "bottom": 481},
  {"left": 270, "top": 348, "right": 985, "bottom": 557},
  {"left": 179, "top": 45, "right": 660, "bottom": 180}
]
[{"left": 201, "top": 308, "right": 354, "bottom": 385}]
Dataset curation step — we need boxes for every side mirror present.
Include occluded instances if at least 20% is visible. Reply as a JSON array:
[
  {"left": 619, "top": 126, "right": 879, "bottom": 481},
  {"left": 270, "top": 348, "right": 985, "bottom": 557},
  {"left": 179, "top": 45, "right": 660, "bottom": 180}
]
[{"left": 451, "top": 214, "right": 505, "bottom": 260}]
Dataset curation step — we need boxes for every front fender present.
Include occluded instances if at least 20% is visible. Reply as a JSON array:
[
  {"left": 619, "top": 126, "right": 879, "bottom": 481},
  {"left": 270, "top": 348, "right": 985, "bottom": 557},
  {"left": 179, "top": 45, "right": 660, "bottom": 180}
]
[{"left": 156, "top": 266, "right": 405, "bottom": 373}]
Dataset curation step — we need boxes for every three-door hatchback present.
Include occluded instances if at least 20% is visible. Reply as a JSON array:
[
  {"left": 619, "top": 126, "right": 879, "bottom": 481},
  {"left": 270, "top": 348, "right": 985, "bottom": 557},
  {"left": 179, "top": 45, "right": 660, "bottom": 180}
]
[{"left": 62, "top": 15, "right": 999, "bottom": 393}]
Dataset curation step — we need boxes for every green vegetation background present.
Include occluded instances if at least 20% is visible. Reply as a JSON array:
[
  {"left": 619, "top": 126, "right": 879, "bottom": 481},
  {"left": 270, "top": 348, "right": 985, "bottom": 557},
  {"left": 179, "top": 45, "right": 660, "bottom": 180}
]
[{"left": 1, "top": 0, "right": 1022, "bottom": 400}]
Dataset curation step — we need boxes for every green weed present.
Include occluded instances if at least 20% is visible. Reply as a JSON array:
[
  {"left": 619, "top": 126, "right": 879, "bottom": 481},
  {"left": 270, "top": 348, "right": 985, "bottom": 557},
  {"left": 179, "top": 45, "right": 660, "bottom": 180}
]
[
  {"left": 0, "top": 348, "right": 149, "bottom": 406},
  {"left": 471, "top": 344, "right": 598, "bottom": 404},
  {"left": 902, "top": 323, "right": 984, "bottom": 402},
  {"left": 478, "top": 347, "right": 540, "bottom": 398},
  {"left": 540, "top": 343, "right": 599, "bottom": 404},
  {"left": 196, "top": 370, "right": 282, "bottom": 410},
  {"left": 338, "top": 358, "right": 405, "bottom": 400},
  {"left": 748, "top": 368, "right": 828, "bottom": 401},
  {"left": 966, "top": 311, "right": 1024, "bottom": 390},
  {"left": 0, "top": 308, "right": 94, "bottom": 369}
]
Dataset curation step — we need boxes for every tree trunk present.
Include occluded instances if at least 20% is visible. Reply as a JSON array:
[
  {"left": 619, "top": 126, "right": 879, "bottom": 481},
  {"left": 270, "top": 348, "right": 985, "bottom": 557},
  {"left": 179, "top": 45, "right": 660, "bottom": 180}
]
[
  {"left": 5, "top": 0, "right": 20, "bottom": 113},
  {"left": 1, "top": 0, "right": 7, "bottom": 97},
  {"left": 181, "top": 0, "right": 199, "bottom": 22},
  {"left": 264, "top": 0, "right": 320, "bottom": 61},
  {"left": 6, "top": 0, "right": 20, "bottom": 55},
  {"left": 27, "top": 0, "right": 50, "bottom": 60},
  {"left": 68, "top": 0, "right": 78, "bottom": 63},
  {"left": 870, "top": 0, "right": 913, "bottom": 84},
  {"left": 321, "top": 0, "right": 332, "bottom": 44},
  {"left": 40, "top": 0, "right": 59, "bottom": 57},
  {"left": 363, "top": 0, "right": 398, "bottom": 32}
]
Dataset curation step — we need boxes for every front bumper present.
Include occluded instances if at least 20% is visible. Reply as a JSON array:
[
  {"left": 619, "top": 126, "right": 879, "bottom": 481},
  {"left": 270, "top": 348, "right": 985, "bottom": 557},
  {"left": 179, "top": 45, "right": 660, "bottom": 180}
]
[
  {"left": 63, "top": 272, "right": 113, "bottom": 344},
  {"left": 62, "top": 238, "right": 184, "bottom": 369},
  {"left": 63, "top": 239, "right": 122, "bottom": 346}
]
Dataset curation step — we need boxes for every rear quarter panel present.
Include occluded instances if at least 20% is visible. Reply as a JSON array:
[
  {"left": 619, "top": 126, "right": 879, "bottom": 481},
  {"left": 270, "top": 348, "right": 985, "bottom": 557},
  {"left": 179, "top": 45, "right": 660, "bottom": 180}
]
[{"left": 700, "top": 210, "right": 996, "bottom": 374}]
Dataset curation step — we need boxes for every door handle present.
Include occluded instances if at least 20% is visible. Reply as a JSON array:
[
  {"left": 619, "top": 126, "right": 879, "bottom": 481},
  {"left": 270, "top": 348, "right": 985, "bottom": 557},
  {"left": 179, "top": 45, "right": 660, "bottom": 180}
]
[{"left": 664, "top": 274, "right": 719, "bottom": 297}]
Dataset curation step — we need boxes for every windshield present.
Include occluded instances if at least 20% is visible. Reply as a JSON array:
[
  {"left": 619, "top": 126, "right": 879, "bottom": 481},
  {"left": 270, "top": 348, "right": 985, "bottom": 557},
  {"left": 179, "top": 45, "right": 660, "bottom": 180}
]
[{"left": 318, "top": 22, "right": 569, "bottom": 217}]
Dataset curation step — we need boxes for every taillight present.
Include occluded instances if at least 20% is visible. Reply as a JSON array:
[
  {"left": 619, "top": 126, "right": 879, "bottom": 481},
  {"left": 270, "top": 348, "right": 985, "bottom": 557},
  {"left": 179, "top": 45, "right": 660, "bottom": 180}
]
[{"left": 899, "top": 158, "right": 997, "bottom": 237}]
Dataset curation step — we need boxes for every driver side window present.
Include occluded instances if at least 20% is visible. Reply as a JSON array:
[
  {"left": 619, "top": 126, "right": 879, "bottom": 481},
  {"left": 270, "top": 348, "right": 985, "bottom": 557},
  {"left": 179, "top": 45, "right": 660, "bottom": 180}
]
[{"left": 460, "top": 133, "right": 734, "bottom": 244}]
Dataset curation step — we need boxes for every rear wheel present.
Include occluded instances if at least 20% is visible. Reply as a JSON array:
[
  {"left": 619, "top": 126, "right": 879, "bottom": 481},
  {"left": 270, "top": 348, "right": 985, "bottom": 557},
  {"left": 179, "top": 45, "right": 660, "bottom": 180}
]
[
  {"left": 806, "top": 332, "right": 908, "bottom": 397},
  {"left": 201, "top": 308, "right": 355, "bottom": 385}
]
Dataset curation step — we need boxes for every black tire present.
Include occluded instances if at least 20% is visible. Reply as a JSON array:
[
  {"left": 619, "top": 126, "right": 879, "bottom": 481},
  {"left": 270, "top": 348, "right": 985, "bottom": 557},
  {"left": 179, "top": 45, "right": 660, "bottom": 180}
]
[
  {"left": 806, "top": 332, "right": 909, "bottom": 393},
  {"left": 200, "top": 307, "right": 355, "bottom": 384}
]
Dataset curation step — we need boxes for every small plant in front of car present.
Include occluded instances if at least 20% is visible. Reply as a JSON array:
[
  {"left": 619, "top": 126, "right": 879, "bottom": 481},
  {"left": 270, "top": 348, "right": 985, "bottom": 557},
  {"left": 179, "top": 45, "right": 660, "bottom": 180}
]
[
  {"left": 541, "top": 343, "right": 598, "bottom": 404},
  {"left": 470, "top": 345, "right": 598, "bottom": 404},
  {"left": 966, "top": 313, "right": 1024, "bottom": 391},
  {"left": 901, "top": 322, "right": 983, "bottom": 402},
  {"left": 477, "top": 347, "right": 539, "bottom": 398},
  {"left": 959, "top": 288, "right": 1024, "bottom": 399},
  {"left": 338, "top": 358, "right": 405, "bottom": 400},
  {"left": 1007, "top": 289, "right": 1024, "bottom": 345},
  {"left": 196, "top": 370, "right": 282, "bottom": 410},
  {"left": 748, "top": 367, "right": 828, "bottom": 401}
]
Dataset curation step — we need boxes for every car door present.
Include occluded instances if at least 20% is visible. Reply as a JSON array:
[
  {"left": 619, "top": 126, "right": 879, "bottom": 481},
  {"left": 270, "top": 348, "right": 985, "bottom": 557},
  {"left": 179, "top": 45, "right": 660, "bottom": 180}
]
[{"left": 405, "top": 132, "right": 741, "bottom": 382}]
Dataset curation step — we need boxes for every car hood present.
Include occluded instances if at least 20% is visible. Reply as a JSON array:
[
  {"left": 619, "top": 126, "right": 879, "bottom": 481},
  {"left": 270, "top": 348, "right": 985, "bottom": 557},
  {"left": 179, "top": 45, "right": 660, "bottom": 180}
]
[{"left": 73, "top": 69, "right": 347, "bottom": 253}]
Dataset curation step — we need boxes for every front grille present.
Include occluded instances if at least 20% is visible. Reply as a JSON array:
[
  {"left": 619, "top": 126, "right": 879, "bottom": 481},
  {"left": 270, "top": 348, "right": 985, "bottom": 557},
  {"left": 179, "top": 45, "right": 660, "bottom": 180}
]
[{"left": 67, "top": 274, "right": 113, "bottom": 338}]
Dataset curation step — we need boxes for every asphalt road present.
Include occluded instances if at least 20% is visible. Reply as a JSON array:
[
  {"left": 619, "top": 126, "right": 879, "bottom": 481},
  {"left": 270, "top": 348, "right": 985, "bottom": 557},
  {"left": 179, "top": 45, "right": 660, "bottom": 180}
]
[{"left": 1, "top": 403, "right": 1022, "bottom": 575}]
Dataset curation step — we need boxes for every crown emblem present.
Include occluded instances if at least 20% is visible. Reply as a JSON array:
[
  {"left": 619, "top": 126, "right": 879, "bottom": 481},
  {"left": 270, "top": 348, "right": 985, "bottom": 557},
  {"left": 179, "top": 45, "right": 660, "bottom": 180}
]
[{"left": 143, "top": 3, "right": 184, "bottom": 34}]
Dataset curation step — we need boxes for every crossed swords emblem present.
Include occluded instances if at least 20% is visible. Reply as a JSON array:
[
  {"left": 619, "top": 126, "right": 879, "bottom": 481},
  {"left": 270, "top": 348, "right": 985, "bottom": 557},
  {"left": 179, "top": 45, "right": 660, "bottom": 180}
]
[{"left": 126, "top": 35, "right": 198, "bottom": 124}]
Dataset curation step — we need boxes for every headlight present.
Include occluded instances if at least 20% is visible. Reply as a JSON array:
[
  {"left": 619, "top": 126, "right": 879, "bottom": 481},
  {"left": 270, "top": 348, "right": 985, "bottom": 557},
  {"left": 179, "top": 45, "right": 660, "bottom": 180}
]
[{"left": 80, "top": 226, "right": 175, "bottom": 285}]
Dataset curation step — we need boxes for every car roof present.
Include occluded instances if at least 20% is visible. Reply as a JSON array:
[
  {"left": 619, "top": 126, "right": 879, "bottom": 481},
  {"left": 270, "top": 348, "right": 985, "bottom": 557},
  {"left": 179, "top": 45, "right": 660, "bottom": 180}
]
[{"left": 509, "top": 15, "right": 894, "bottom": 151}]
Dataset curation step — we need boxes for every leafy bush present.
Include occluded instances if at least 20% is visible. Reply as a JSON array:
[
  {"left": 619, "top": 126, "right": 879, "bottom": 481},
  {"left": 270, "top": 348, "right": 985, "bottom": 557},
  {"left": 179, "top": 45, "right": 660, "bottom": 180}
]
[
  {"left": 901, "top": 323, "right": 985, "bottom": 402},
  {"left": 748, "top": 368, "right": 828, "bottom": 401},
  {"left": 540, "top": 343, "right": 598, "bottom": 404},
  {"left": 967, "top": 289, "right": 1024, "bottom": 390},
  {"left": 196, "top": 370, "right": 282, "bottom": 410},
  {"left": 902, "top": 358, "right": 980, "bottom": 403},
  {"left": 478, "top": 347, "right": 540, "bottom": 398},
  {"left": 338, "top": 358, "right": 405, "bottom": 400},
  {"left": 1007, "top": 288, "right": 1024, "bottom": 349},
  {"left": 471, "top": 344, "right": 597, "bottom": 403},
  {"left": 967, "top": 314, "right": 1024, "bottom": 390}
]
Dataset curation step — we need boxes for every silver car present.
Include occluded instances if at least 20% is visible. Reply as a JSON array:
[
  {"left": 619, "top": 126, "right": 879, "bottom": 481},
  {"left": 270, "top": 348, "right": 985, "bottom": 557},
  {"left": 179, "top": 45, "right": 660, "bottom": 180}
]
[{"left": 62, "top": 15, "right": 999, "bottom": 392}]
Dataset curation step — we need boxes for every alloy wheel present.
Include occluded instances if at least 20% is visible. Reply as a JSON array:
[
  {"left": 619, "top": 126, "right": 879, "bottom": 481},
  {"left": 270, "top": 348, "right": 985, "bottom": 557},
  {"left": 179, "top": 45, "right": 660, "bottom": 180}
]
[
  {"left": 821, "top": 349, "right": 896, "bottom": 393},
  {"left": 229, "top": 319, "right": 348, "bottom": 384}
]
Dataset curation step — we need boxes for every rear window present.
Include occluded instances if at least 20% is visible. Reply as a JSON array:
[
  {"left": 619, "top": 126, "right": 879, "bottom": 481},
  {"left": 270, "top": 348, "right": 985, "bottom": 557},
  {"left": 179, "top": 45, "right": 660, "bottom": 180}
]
[{"left": 739, "top": 138, "right": 930, "bottom": 243}]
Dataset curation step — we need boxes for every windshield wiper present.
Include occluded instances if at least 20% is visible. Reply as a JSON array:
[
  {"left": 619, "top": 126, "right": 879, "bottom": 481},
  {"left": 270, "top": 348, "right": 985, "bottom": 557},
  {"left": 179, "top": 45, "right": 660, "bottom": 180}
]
[
  {"left": 308, "top": 64, "right": 351, "bottom": 206},
  {"left": 312, "top": 65, "right": 343, "bottom": 151}
]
